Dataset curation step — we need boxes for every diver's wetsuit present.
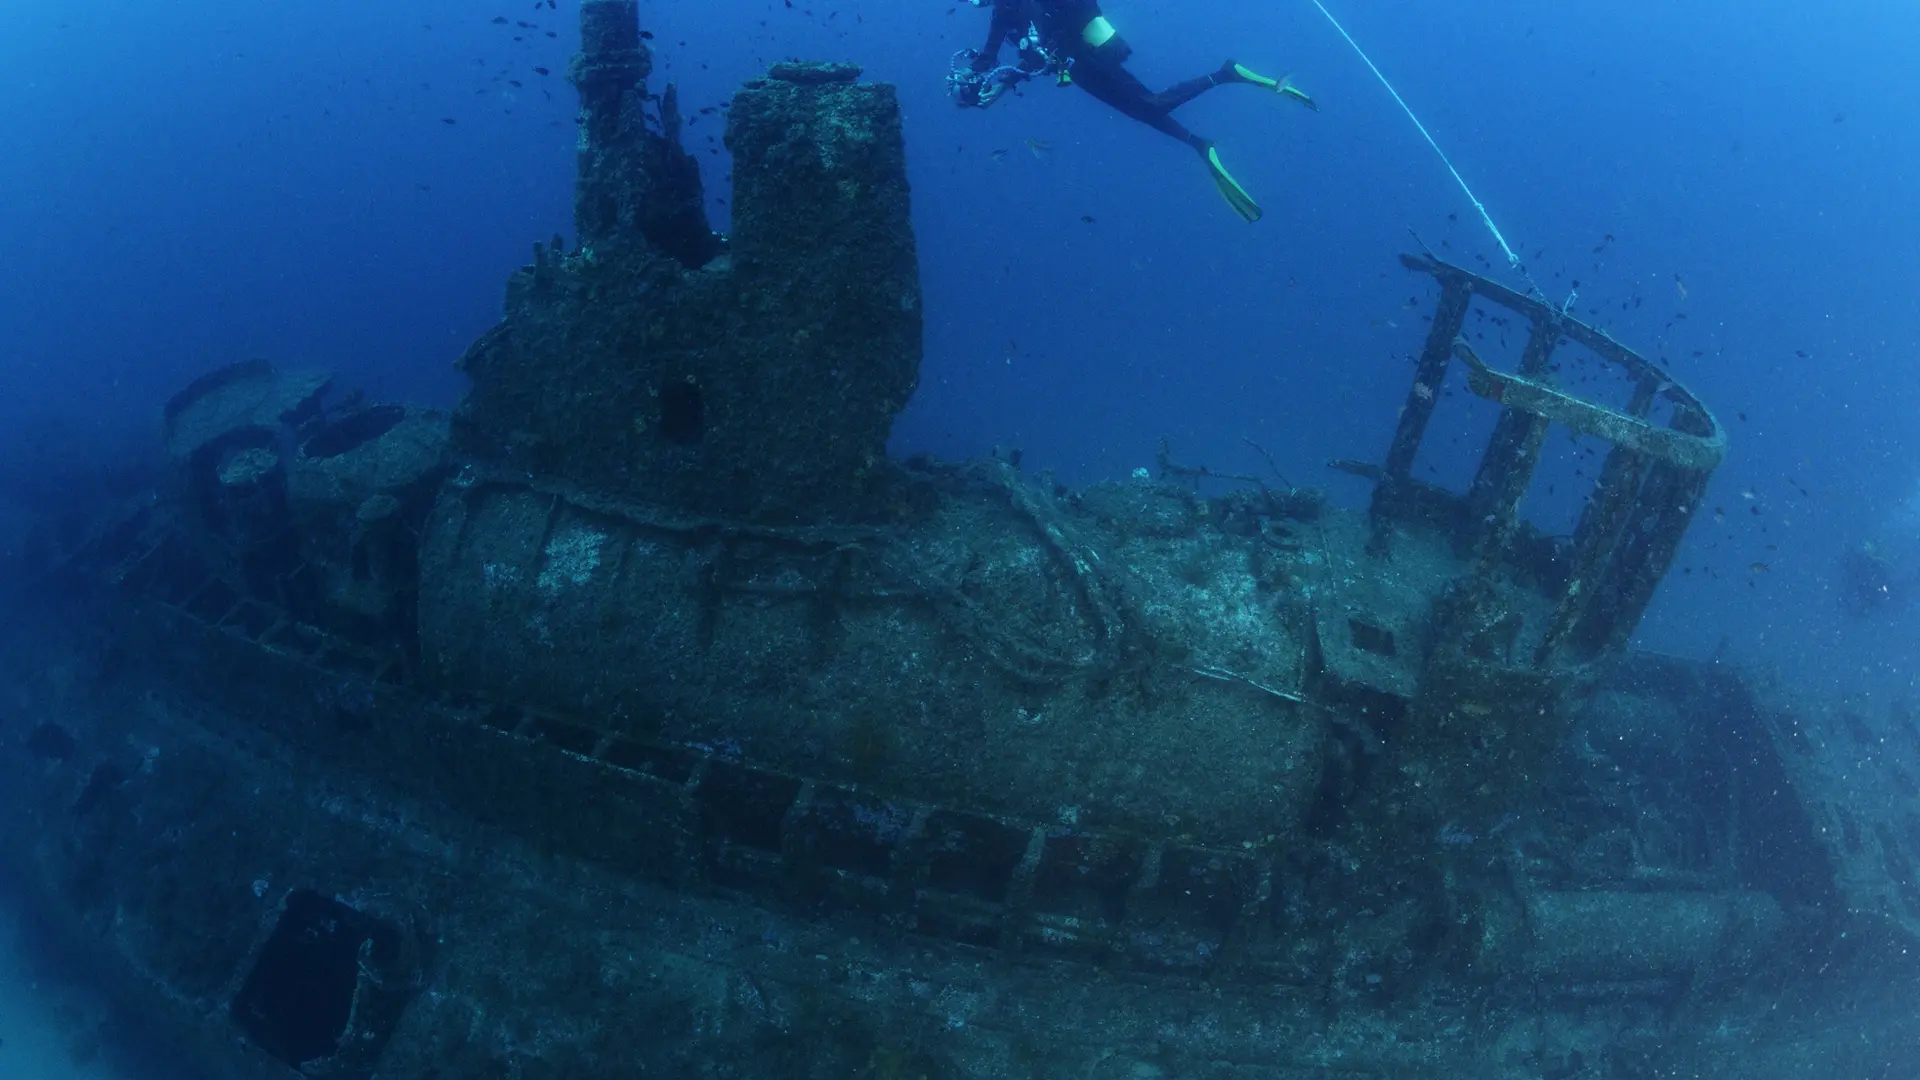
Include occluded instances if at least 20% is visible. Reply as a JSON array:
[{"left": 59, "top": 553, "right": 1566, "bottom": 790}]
[{"left": 975, "top": 0, "right": 1232, "bottom": 152}]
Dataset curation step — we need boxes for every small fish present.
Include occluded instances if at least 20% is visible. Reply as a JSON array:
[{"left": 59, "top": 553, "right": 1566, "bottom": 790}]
[
  {"left": 1025, "top": 137, "right": 1050, "bottom": 158},
  {"left": 1079, "top": 214, "right": 1095, "bottom": 223},
  {"left": 440, "top": 117, "right": 457, "bottom": 124},
  {"left": 491, "top": 15, "right": 508, "bottom": 24},
  {"left": 533, "top": 66, "right": 551, "bottom": 76},
  {"left": 1750, "top": 562, "right": 1770, "bottom": 573},
  {"left": 1674, "top": 274, "right": 1689, "bottom": 301},
  {"left": 988, "top": 147, "right": 1009, "bottom": 161}
]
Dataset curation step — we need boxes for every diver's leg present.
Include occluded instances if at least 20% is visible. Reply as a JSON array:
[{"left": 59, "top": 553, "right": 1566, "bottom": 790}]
[
  {"left": 1071, "top": 60, "right": 1208, "bottom": 150},
  {"left": 1072, "top": 61, "right": 1262, "bottom": 222},
  {"left": 1149, "top": 65, "right": 1238, "bottom": 113}
]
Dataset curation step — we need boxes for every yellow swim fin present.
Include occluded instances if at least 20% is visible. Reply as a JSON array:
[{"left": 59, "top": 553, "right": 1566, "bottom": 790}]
[
  {"left": 1278, "top": 76, "right": 1319, "bottom": 112},
  {"left": 1205, "top": 146, "right": 1263, "bottom": 223},
  {"left": 1232, "top": 63, "right": 1318, "bottom": 112},
  {"left": 1230, "top": 62, "right": 1280, "bottom": 90}
]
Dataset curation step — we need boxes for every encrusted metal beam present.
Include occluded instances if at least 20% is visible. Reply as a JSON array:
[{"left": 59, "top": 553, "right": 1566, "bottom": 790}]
[{"left": 1376, "top": 254, "right": 1726, "bottom": 669}]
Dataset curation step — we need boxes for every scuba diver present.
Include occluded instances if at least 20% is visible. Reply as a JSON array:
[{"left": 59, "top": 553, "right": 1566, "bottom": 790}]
[{"left": 951, "top": 0, "right": 1317, "bottom": 223}]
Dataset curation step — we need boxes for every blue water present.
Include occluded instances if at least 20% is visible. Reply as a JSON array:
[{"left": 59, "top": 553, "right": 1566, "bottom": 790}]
[{"left": 1, "top": 2, "right": 1917, "bottom": 1071}]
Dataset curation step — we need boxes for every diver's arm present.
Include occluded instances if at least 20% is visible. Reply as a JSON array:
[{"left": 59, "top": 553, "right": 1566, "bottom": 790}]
[{"left": 974, "top": 0, "right": 1020, "bottom": 70}]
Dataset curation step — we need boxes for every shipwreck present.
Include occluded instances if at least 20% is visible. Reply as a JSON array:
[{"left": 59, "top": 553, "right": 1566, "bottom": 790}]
[{"left": 3, "top": 2, "right": 1918, "bottom": 1077}]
